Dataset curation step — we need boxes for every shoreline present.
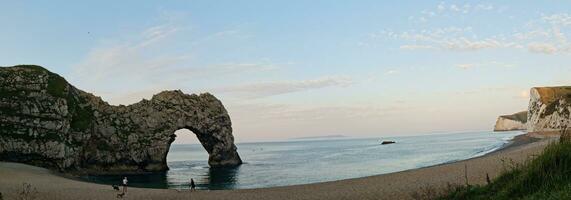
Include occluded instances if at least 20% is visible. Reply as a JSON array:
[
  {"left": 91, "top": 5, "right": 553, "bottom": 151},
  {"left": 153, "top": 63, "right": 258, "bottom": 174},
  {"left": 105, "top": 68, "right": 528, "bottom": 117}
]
[
  {"left": 413, "top": 132, "right": 538, "bottom": 171},
  {"left": 0, "top": 132, "right": 556, "bottom": 199},
  {"left": 75, "top": 131, "right": 529, "bottom": 189}
]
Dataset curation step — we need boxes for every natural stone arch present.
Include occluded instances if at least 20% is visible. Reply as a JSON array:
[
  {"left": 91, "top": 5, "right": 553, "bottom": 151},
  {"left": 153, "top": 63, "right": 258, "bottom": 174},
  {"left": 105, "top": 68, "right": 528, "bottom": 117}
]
[
  {"left": 165, "top": 122, "right": 242, "bottom": 168},
  {"left": 80, "top": 90, "right": 243, "bottom": 173},
  {"left": 0, "top": 65, "right": 242, "bottom": 174}
]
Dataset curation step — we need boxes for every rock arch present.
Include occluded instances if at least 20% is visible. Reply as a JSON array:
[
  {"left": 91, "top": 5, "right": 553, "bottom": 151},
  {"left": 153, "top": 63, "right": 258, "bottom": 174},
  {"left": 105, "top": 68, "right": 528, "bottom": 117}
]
[
  {"left": 125, "top": 90, "right": 243, "bottom": 171},
  {"left": 0, "top": 65, "right": 242, "bottom": 174}
]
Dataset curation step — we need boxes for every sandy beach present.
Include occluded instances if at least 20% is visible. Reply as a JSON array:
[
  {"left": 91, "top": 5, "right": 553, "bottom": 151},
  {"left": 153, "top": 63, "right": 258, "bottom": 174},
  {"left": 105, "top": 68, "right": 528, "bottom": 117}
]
[{"left": 0, "top": 133, "right": 556, "bottom": 200}]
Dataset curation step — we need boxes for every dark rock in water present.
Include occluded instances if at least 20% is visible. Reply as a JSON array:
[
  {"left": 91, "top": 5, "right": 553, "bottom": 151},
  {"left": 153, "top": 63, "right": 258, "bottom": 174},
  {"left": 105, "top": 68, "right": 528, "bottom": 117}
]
[
  {"left": 381, "top": 141, "right": 395, "bottom": 145},
  {"left": 0, "top": 65, "right": 242, "bottom": 174}
]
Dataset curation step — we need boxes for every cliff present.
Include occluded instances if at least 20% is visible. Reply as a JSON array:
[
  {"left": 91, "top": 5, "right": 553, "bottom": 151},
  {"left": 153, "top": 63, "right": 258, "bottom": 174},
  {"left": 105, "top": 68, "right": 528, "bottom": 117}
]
[
  {"left": 0, "top": 65, "right": 242, "bottom": 174},
  {"left": 527, "top": 86, "right": 571, "bottom": 132},
  {"left": 494, "top": 111, "right": 527, "bottom": 131}
]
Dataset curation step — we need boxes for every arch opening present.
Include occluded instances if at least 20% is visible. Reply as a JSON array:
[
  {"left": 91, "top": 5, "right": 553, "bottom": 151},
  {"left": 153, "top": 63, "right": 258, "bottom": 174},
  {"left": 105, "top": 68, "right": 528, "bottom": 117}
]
[
  {"left": 166, "top": 129, "right": 209, "bottom": 165},
  {"left": 165, "top": 128, "right": 240, "bottom": 189},
  {"left": 172, "top": 129, "right": 201, "bottom": 145}
]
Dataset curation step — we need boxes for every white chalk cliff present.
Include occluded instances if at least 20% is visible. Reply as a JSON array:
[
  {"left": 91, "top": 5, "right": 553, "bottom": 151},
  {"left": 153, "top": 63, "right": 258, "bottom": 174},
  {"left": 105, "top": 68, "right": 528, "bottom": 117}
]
[
  {"left": 494, "top": 111, "right": 527, "bottom": 131},
  {"left": 494, "top": 86, "right": 571, "bottom": 133},
  {"left": 527, "top": 87, "right": 571, "bottom": 132}
]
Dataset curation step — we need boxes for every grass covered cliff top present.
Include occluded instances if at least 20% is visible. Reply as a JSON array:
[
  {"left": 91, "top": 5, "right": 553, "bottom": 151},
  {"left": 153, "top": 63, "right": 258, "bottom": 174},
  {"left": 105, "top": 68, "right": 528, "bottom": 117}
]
[
  {"left": 1, "top": 65, "right": 69, "bottom": 98},
  {"left": 436, "top": 135, "right": 571, "bottom": 200},
  {"left": 533, "top": 87, "right": 571, "bottom": 104},
  {"left": 500, "top": 111, "right": 528, "bottom": 123}
]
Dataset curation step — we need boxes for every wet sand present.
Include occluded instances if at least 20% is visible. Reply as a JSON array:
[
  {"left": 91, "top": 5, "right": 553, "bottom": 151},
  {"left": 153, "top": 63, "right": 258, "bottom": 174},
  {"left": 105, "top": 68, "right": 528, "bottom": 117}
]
[{"left": 0, "top": 133, "right": 556, "bottom": 200}]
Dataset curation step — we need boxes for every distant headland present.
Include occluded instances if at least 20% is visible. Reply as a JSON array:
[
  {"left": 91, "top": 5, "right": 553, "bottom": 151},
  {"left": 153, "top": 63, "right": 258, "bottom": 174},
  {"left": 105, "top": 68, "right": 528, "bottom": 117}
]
[{"left": 291, "top": 134, "right": 347, "bottom": 140}]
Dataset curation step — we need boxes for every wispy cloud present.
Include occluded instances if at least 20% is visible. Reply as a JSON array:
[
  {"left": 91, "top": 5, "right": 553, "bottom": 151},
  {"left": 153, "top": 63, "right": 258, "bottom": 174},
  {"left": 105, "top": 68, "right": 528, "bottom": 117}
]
[
  {"left": 230, "top": 102, "right": 408, "bottom": 122},
  {"left": 399, "top": 45, "right": 435, "bottom": 50},
  {"left": 71, "top": 22, "right": 277, "bottom": 104},
  {"left": 527, "top": 42, "right": 558, "bottom": 54},
  {"left": 364, "top": 2, "right": 571, "bottom": 54},
  {"left": 139, "top": 24, "right": 179, "bottom": 47},
  {"left": 384, "top": 70, "right": 399, "bottom": 75},
  {"left": 457, "top": 63, "right": 476, "bottom": 70},
  {"left": 375, "top": 26, "right": 517, "bottom": 51},
  {"left": 543, "top": 13, "right": 571, "bottom": 27},
  {"left": 455, "top": 61, "right": 517, "bottom": 70},
  {"left": 215, "top": 76, "right": 353, "bottom": 99},
  {"left": 369, "top": 11, "right": 571, "bottom": 54},
  {"left": 409, "top": 2, "right": 497, "bottom": 23}
]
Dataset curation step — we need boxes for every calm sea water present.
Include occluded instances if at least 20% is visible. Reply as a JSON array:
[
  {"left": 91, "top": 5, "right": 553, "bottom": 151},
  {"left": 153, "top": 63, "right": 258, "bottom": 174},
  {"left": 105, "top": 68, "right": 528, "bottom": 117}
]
[{"left": 81, "top": 131, "right": 523, "bottom": 190}]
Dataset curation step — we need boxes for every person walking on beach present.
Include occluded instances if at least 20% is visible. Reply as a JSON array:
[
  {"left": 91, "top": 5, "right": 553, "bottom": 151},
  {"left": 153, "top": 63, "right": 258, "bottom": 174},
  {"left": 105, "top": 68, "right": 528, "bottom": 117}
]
[
  {"left": 190, "top": 178, "right": 196, "bottom": 191},
  {"left": 122, "top": 177, "right": 128, "bottom": 194}
]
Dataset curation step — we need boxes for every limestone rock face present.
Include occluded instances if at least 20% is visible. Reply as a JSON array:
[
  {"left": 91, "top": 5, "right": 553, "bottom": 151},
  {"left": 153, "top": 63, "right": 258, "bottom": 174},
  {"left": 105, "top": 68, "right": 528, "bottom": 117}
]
[
  {"left": 527, "top": 87, "right": 571, "bottom": 132},
  {"left": 494, "top": 111, "right": 527, "bottom": 131},
  {"left": 0, "top": 65, "right": 242, "bottom": 174}
]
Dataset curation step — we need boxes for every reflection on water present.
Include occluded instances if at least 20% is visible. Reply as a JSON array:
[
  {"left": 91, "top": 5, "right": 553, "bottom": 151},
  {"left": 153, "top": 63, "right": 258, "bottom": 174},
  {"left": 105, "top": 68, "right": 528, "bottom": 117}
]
[
  {"left": 202, "top": 166, "right": 240, "bottom": 190},
  {"left": 80, "top": 166, "right": 241, "bottom": 190},
  {"left": 81, "top": 172, "right": 169, "bottom": 189}
]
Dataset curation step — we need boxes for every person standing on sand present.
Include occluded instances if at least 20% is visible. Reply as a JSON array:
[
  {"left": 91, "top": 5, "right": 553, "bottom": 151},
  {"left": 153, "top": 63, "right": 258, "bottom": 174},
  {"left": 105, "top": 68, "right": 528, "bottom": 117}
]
[
  {"left": 122, "top": 177, "right": 128, "bottom": 194},
  {"left": 190, "top": 178, "right": 196, "bottom": 191}
]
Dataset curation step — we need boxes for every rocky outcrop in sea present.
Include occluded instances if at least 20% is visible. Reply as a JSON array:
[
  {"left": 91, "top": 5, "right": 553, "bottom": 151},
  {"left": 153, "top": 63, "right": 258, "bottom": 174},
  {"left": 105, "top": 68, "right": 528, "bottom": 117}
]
[{"left": 0, "top": 65, "right": 242, "bottom": 174}]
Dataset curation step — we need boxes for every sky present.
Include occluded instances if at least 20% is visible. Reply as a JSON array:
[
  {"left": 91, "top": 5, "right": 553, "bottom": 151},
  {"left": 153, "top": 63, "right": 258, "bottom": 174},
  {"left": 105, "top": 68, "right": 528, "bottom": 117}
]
[{"left": 1, "top": 1, "right": 570, "bottom": 143}]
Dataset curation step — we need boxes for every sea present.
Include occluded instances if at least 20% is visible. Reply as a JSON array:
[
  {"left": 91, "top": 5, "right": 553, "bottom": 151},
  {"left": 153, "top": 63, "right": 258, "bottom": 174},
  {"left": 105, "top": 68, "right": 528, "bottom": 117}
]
[{"left": 80, "top": 131, "right": 524, "bottom": 190}]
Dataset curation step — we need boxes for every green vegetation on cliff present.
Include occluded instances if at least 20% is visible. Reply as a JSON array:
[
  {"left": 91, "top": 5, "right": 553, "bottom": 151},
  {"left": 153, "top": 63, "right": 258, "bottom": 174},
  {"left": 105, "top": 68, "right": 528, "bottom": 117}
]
[
  {"left": 439, "top": 139, "right": 571, "bottom": 200},
  {"left": 0, "top": 89, "right": 20, "bottom": 98},
  {"left": 15, "top": 65, "right": 68, "bottom": 98},
  {"left": 1, "top": 65, "right": 93, "bottom": 137},
  {"left": 68, "top": 95, "right": 94, "bottom": 132},
  {"left": 13, "top": 64, "right": 47, "bottom": 72},
  {"left": 47, "top": 73, "right": 67, "bottom": 98}
]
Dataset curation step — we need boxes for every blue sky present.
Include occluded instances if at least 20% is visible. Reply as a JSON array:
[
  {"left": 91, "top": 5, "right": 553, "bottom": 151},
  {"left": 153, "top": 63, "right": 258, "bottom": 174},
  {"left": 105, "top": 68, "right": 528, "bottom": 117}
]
[{"left": 1, "top": 1, "right": 570, "bottom": 143}]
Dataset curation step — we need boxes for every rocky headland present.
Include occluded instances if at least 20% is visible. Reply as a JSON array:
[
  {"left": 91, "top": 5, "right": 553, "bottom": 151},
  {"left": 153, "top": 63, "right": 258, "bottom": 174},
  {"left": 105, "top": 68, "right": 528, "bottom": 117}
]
[
  {"left": 494, "top": 86, "right": 571, "bottom": 133},
  {"left": 493, "top": 111, "right": 527, "bottom": 131},
  {"left": 0, "top": 65, "right": 242, "bottom": 174},
  {"left": 527, "top": 87, "right": 571, "bottom": 132}
]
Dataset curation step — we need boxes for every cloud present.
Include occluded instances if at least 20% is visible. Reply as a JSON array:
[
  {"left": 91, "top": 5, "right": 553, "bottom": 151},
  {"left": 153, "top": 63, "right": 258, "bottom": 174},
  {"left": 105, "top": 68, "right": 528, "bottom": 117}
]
[
  {"left": 527, "top": 42, "right": 558, "bottom": 54},
  {"left": 73, "top": 24, "right": 184, "bottom": 85},
  {"left": 385, "top": 27, "right": 514, "bottom": 51},
  {"left": 367, "top": 2, "right": 571, "bottom": 55},
  {"left": 215, "top": 76, "right": 353, "bottom": 99},
  {"left": 399, "top": 45, "right": 435, "bottom": 50},
  {"left": 409, "top": 2, "right": 497, "bottom": 23},
  {"left": 449, "top": 4, "right": 460, "bottom": 12},
  {"left": 475, "top": 4, "right": 494, "bottom": 11},
  {"left": 437, "top": 2, "right": 446, "bottom": 12},
  {"left": 457, "top": 63, "right": 476, "bottom": 69},
  {"left": 384, "top": 70, "right": 399, "bottom": 75},
  {"left": 139, "top": 25, "right": 179, "bottom": 47},
  {"left": 489, "top": 61, "right": 516, "bottom": 68},
  {"left": 442, "top": 38, "right": 509, "bottom": 51},
  {"left": 71, "top": 22, "right": 278, "bottom": 105},
  {"left": 512, "top": 14, "right": 571, "bottom": 54},
  {"left": 455, "top": 61, "right": 517, "bottom": 70},
  {"left": 542, "top": 13, "right": 571, "bottom": 27},
  {"left": 229, "top": 103, "right": 408, "bottom": 122},
  {"left": 373, "top": 11, "right": 571, "bottom": 54}
]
